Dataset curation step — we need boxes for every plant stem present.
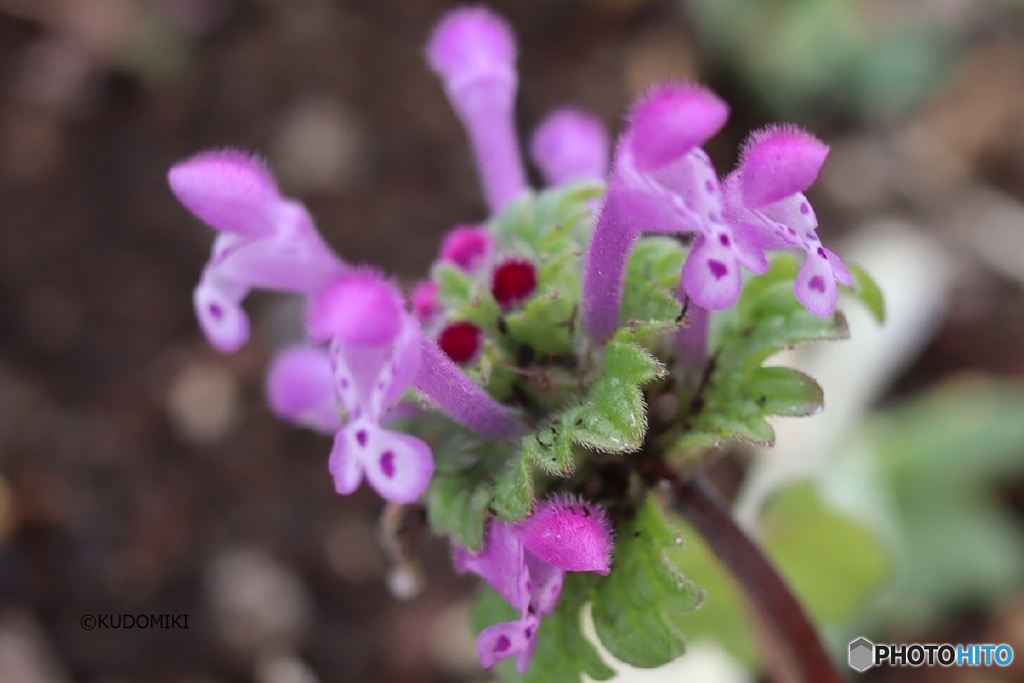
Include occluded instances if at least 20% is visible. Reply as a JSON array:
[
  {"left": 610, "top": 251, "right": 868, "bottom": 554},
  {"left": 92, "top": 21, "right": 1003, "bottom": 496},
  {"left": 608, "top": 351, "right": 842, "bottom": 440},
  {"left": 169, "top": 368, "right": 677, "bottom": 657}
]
[{"left": 665, "top": 472, "right": 844, "bottom": 683}]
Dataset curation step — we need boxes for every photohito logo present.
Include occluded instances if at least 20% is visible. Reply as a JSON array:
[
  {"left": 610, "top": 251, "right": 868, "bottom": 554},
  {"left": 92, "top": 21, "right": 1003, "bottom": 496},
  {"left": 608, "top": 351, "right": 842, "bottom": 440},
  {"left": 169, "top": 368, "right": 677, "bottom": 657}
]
[{"left": 848, "top": 637, "right": 1015, "bottom": 672}]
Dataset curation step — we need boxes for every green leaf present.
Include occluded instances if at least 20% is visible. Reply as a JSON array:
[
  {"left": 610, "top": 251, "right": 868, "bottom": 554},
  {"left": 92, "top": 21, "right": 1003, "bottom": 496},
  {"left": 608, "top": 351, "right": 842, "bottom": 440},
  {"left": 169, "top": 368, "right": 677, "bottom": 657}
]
[
  {"left": 522, "top": 421, "right": 576, "bottom": 475},
  {"left": 591, "top": 497, "right": 703, "bottom": 667},
  {"left": 490, "top": 183, "right": 598, "bottom": 255},
  {"left": 859, "top": 380, "right": 1024, "bottom": 622},
  {"left": 504, "top": 284, "right": 578, "bottom": 358},
  {"left": 426, "top": 466, "right": 495, "bottom": 550},
  {"left": 572, "top": 337, "right": 664, "bottom": 453},
  {"left": 472, "top": 574, "right": 615, "bottom": 683},
  {"left": 435, "top": 263, "right": 476, "bottom": 304},
  {"left": 759, "top": 482, "right": 891, "bottom": 624},
  {"left": 746, "top": 367, "right": 824, "bottom": 417},
  {"left": 620, "top": 237, "right": 686, "bottom": 335},
  {"left": 670, "top": 480, "right": 891, "bottom": 665},
  {"left": 842, "top": 263, "right": 885, "bottom": 324},
  {"left": 519, "top": 335, "right": 665, "bottom": 466},
  {"left": 674, "top": 255, "right": 845, "bottom": 451},
  {"left": 426, "top": 451, "right": 534, "bottom": 550},
  {"left": 492, "top": 455, "right": 535, "bottom": 521}
]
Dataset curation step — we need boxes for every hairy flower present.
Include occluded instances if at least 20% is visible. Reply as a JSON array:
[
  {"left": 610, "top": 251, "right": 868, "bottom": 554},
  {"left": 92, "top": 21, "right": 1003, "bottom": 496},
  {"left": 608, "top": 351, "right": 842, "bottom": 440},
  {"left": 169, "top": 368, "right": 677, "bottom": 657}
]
[
  {"left": 308, "top": 272, "right": 434, "bottom": 504},
  {"left": 530, "top": 108, "right": 609, "bottom": 186},
  {"left": 583, "top": 84, "right": 768, "bottom": 343},
  {"left": 454, "top": 497, "right": 613, "bottom": 673},
  {"left": 265, "top": 344, "right": 341, "bottom": 434},
  {"left": 427, "top": 7, "right": 527, "bottom": 213},
  {"left": 723, "top": 125, "right": 852, "bottom": 317},
  {"left": 441, "top": 224, "right": 494, "bottom": 272},
  {"left": 168, "top": 149, "right": 346, "bottom": 352},
  {"left": 411, "top": 280, "right": 441, "bottom": 324}
]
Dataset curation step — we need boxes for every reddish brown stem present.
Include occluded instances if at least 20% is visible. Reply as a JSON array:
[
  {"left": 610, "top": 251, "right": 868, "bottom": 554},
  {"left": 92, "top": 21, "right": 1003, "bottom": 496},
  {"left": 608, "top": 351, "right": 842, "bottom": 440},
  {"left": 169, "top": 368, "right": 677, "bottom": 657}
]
[{"left": 667, "top": 473, "right": 844, "bottom": 683}]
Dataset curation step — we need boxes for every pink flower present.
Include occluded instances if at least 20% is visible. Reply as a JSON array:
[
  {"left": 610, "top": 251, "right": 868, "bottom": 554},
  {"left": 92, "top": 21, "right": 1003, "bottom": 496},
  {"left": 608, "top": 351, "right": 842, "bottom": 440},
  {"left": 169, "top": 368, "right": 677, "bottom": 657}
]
[
  {"left": 454, "top": 496, "right": 613, "bottom": 673},
  {"left": 582, "top": 84, "right": 768, "bottom": 343},
  {"left": 168, "top": 149, "right": 346, "bottom": 352},
  {"left": 440, "top": 224, "right": 494, "bottom": 272},
  {"left": 427, "top": 7, "right": 528, "bottom": 213},
  {"left": 308, "top": 272, "right": 434, "bottom": 504},
  {"left": 723, "top": 125, "right": 851, "bottom": 317},
  {"left": 530, "top": 108, "right": 609, "bottom": 186},
  {"left": 265, "top": 344, "right": 341, "bottom": 434}
]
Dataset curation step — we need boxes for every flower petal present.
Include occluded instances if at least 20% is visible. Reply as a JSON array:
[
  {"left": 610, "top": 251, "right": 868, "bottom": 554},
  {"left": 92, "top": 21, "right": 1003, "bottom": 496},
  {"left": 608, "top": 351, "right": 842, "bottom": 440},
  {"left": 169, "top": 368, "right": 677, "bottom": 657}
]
[
  {"left": 628, "top": 84, "right": 729, "bottom": 172},
  {"left": 454, "top": 520, "right": 529, "bottom": 610},
  {"left": 266, "top": 345, "right": 341, "bottom": 433},
  {"left": 794, "top": 251, "right": 839, "bottom": 318},
  {"left": 476, "top": 616, "right": 539, "bottom": 671},
  {"left": 519, "top": 496, "right": 614, "bottom": 575},
  {"left": 641, "top": 149, "right": 724, "bottom": 235},
  {"left": 307, "top": 272, "right": 404, "bottom": 345},
  {"left": 426, "top": 7, "right": 525, "bottom": 212},
  {"left": 411, "top": 280, "right": 440, "bottom": 324},
  {"left": 193, "top": 278, "right": 250, "bottom": 354},
  {"left": 328, "top": 426, "right": 364, "bottom": 495},
  {"left": 739, "top": 125, "right": 829, "bottom": 208},
  {"left": 823, "top": 246, "right": 853, "bottom": 286},
  {"left": 360, "top": 426, "right": 435, "bottom": 504},
  {"left": 376, "top": 319, "right": 423, "bottom": 410},
  {"left": 755, "top": 192, "right": 818, "bottom": 244},
  {"left": 530, "top": 107, "right": 609, "bottom": 185},
  {"left": 168, "top": 149, "right": 280, "bottom": 237},
  {"left": 681, "top": 234, "right": 742, "bottom": 310},
  {"left": 524, "top": 554, "right": 564, "bottom": 614},
  {"left": 440, "top": 225, "right": 492, "bottom": 272},
  {"left": 426, "top": 7, "right": 516, "bottom": 87},
  {"left": 729, "top": 221, "right": 770, "bottom": 274},
  {"left": 215, "top": 201, "right": 344, "bottom": 294}
]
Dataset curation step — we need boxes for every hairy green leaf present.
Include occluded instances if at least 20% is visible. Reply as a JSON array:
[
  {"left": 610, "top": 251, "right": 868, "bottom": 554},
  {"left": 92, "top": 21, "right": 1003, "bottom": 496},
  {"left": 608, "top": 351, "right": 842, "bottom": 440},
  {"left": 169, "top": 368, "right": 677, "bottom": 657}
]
[
  {"left": 426, "top": 450, "right": 534, "bottom": 550},
  {"left": 843, "top": 263, "right": 885, "bottom": 324},
  {"left": 591, "top": 497, "right": 703, "bottom": 667}
]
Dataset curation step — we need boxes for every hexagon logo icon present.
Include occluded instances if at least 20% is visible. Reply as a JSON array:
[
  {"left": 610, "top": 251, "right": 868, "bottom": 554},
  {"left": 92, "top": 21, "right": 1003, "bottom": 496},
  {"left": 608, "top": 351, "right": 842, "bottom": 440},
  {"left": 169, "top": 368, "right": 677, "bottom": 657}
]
[{"left": 849, "top": 637, "right": 875, "bottom": 672}]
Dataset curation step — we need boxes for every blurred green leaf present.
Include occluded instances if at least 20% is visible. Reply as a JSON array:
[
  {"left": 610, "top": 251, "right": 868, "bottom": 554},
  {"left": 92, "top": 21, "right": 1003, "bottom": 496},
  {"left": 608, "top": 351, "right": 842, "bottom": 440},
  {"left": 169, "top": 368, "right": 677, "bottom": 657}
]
[
  {"left": 670, "top": 480, "right": 891, "bottom": 664},
  {"left": 842, "top": 264, "right": 885, "bottom": 324},
  {"left": 863, "top": 380, "right": 1024, "bottom": 622}
]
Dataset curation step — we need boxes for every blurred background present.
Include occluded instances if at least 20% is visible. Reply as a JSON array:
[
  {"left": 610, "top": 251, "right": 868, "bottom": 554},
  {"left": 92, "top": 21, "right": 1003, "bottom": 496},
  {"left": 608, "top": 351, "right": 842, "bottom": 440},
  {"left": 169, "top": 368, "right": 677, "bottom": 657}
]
[{"left": 1, "top": 0, "right": 1024, "bottom": 682}]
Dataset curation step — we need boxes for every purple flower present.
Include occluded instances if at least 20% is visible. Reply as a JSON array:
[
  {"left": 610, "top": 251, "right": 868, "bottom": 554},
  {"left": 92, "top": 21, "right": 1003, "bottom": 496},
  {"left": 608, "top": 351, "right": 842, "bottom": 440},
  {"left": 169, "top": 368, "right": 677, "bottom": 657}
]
[
  {"left": 168, "top": 149, "right": 346, "bottom": 353},
  {"left": 723, "top": 125, "right": 852, "bottom": 317},
  {"left": 427, "top": 7, "right": 528, "bottom": 213},
  {"left": 265, "top": 344, "right": 341, "bottom": 434},
  {"left": 440, "top": 224, "right": 493, "bottom": 272},
  {"left": 307, "top": 272, "right": 435, "bottom": 504},
  {"left": 413, "top": 337, "right": 524, "bottom": 439},
  {"left": 582, "top": 84, "right": 768, "bottom": 343},
  {"left": 410, "top": 280, "right": 440, "bottom": 324},
  {"left": 529, "top": 108, "right": 609, "bottom": 186},
  {"left": 454, "top": 496, "right": 613, "bottom": 673}
]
